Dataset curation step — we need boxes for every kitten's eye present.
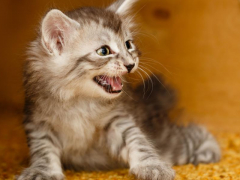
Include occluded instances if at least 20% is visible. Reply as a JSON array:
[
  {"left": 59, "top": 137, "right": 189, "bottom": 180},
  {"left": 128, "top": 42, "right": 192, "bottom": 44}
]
[
  {"left": 96, "top": 46, "right": 110, "bottom": 56},
  {"left": 125, "top": 40, "right": 132, "bottom": 50}
]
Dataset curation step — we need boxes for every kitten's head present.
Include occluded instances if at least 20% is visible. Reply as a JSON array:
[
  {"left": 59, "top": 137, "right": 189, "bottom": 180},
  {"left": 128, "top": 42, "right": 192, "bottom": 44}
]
[{"left": 27, "top": 0, "right": 140, "bottom": 100}]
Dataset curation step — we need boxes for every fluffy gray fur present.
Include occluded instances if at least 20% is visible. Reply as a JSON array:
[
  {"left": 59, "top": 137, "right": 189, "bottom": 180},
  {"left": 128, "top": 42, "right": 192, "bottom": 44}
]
[{"left": 18, "top": 0, "right": 221, "bottom": 180}]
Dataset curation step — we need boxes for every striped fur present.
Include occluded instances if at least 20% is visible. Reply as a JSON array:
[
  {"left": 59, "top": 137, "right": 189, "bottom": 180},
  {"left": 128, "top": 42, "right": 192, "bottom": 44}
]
[{"left": 18, "top": 1, "right": 221, "bottom": 180}]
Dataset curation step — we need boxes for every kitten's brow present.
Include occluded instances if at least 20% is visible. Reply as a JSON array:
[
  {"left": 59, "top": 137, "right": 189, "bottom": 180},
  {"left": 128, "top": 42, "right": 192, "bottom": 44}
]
[{"left": 98, "top": 33, "right": 111, "bottom": 43}]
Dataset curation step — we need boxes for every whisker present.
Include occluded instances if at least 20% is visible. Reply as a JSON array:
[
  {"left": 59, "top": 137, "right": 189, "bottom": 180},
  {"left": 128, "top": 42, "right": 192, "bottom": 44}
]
[
  {"left": 134, "top": 31, "right": 160, "bottom": 45},
  {"left": 139, "top": 62, "right": 171, "bottom": 80},
  {"left": 136, "top": 70, "right": 146, "bottom": 98},
  {"left": 124, "top": 4, "right": 147, "bottom": 29},
  {"left": 138, "top": 67, "right": 154, "bottom": 99},
  {"left": 140, "top": 57, "right": 173, "bottom": 76},
  {"left": 126, "top": 75, "right": 142, "bottom": 82},
  {"left": 139, "top": 65, "right": 171, "bottom": 96},
  {"left": 122, "top": 88, "right": 137, "bottom": 102},
  {"left": 119, "top": 75, "right": 131, "bottom": 84}
]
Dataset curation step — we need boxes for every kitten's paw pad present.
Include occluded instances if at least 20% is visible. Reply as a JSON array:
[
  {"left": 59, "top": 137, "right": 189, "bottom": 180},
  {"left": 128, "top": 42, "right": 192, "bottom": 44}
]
[
  {"left": 17, "top": 168, "right": 64, "bottom": 180},
  {"left": 130, "top": 162, "right": 175, "bottom": 180},
  {"left": 190, "top": 134, "right": 221, "bottom": 165}
]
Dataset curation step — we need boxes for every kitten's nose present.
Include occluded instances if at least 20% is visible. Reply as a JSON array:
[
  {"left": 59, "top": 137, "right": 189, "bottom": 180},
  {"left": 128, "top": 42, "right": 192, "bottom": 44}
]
[{"left": 124, "top": 63, "right": 135, "bottom": 73}]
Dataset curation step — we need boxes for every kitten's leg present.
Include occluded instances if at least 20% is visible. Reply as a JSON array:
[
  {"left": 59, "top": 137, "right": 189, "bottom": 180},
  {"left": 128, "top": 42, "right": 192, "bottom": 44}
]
[
  {"left": 18, "top": 122, "right": 64, "bottom": 180},
  {"left": 105, "top": 116, "right": 175, "bottom": 180},
  {"left": 151, "top": 122, "right": 221, "bottom": 166}
]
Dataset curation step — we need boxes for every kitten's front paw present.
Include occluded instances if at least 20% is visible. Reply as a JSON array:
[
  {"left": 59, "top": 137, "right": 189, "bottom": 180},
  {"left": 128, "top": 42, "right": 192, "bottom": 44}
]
[
  {"left": 130, "top": 161, "right": 175, "bottom": 180},
  {"left": 17, "top": 167, "right": 64, "bottom": 180}
]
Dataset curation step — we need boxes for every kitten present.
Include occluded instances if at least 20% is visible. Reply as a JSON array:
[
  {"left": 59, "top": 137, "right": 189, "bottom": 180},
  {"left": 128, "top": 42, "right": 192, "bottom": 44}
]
[{"left": 18, "top": 0, "right": 221, "bottom": 180}]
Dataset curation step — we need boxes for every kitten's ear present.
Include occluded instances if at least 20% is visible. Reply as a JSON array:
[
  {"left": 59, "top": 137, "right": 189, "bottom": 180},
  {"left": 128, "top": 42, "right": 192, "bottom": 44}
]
[
  {"left": 107, "top": 0, "right": 137, "bottom": 16},
  {"left": 41, "top": 9, "right": 80, "bottom": 55}
]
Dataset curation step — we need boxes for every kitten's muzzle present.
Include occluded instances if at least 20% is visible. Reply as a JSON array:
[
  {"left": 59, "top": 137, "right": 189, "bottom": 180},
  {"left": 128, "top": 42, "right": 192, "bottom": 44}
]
[{"left": 124, "top": 63, "right": 135, "bottom": 73}]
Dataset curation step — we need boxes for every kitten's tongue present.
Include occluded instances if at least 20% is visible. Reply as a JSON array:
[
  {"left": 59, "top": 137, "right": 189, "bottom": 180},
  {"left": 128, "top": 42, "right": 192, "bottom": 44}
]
[{"left": 106, "top": 77, "right": 122, "bottom": 91}]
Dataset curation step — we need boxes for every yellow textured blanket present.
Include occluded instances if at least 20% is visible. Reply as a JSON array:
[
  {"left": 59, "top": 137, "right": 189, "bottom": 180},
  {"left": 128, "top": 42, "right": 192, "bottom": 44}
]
[{"left": 0, "top": 114, "right": 239, "bottom": 180}]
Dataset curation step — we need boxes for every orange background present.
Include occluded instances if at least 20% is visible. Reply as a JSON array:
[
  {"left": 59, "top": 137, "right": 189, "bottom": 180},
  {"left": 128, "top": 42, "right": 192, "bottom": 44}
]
[{"left": 0, "top": 0, "right": 240, "bottom": 132}]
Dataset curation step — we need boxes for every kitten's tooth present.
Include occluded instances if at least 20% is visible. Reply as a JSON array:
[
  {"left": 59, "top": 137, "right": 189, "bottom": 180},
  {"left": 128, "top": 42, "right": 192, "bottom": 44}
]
[{"left": 102, "top": 81, "right": 108, "bottom": 86}]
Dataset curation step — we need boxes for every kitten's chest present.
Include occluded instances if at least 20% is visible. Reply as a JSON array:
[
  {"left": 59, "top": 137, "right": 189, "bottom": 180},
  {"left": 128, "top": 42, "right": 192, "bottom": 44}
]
[
  {"left": 57, "top": 114, "right": 97, "bottom": 152},
  {"left": 53, "top": 105, "right": 108, "bottom": 153}
]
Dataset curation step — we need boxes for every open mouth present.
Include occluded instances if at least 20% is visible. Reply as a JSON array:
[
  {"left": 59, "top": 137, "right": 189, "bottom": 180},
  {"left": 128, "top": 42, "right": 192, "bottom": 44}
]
[{"left": 93, "top": 75, "right": 123, "bottom": 94}]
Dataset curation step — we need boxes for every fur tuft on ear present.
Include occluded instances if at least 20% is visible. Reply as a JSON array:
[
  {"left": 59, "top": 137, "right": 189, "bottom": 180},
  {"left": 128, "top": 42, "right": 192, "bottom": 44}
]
[
  {"left": 41, "top": 9, "right": 80, "bottom": 55},
  {"left": 107, "top": 0, "right": 138, "bottom": 16}
]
